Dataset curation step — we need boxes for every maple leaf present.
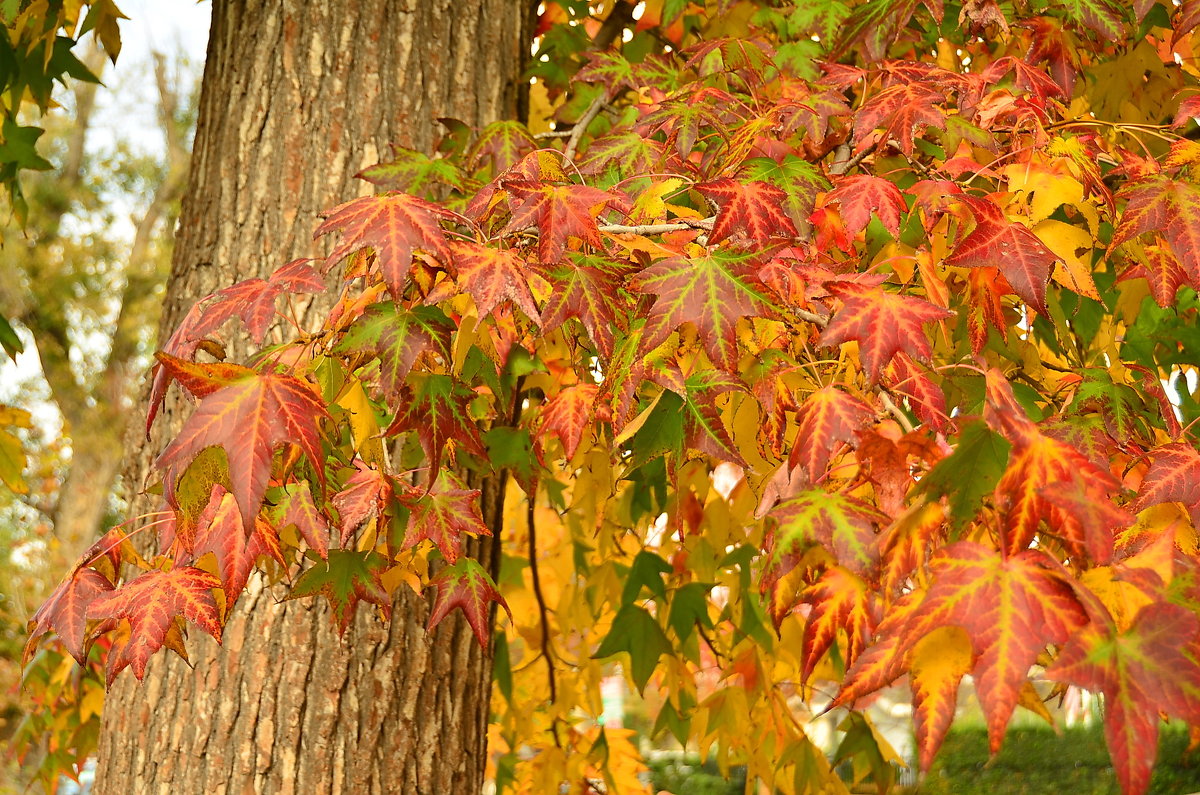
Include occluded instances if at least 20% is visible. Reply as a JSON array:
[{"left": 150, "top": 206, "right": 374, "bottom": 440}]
[
  {"left": 682, "top": 371, "right": 749, "bottom": 467},
  {"left": 24, "top": 566, "right": 114, "bottom": 665},
  {"left": 85, "top": 566, "right": 224, "bottom": 685},
  {"left": 1046, "top": 603, "right": 1200, "bottom": 795},
  {"left": 156, "top": 372, "right": 328, "bottom": 533},
  {"left": 740, "top": 156, "right": 830, "bottom": 228},
  {"left": 909, "top": 626, "right": 975, "bottom": 771},
  {"left": 273, "top": 480, "right": 332, "bottom": 558},
  {"left": 1132, "top": 442, "right": 1200, "bottom": 525},
  {"left": 992, "top": 418, "right": 1122, "bottom": 557},
  {"left": 1110, "top": 174, "right": 1200, "bottom": 284},
  {"left": 336, "top": 302, "right": 454, "bottom": 402},
  {"left": 501, "top": 180, "right": 618, "bottom": 263},
  {"left": 383, "top": 374, "right": 488, "bottom": 472},
  {"left": 789, "top": 385, "right": 874, "bottom": 481},
  {"left": 884, "top": 353, "right": 949, "bottom": 433},
  {"left": 799, "top": 566, "right": 878, "bottom": 683},
  {"left": 331, "top": 459, "right": 397, "bottom": 547},
  {"left": 979, "top": 56, "right": 1064, "bottom": 103},
  {"left": 1118, "top": 241, "right": 1192, "bottom": 309},
  {"left": 1057, "top": 0, "right": 1127, "bottom": 41},
  {"left": 288, "top": 550, "right": 392, "bottom": 634},
  {"left": 537, "top": 382, "right": 599, "bottom": 462},
  {"left": 426, "top": 558, "right": 511, "bottom": 647},
  {"left": 945, "top": 195, "right": 1059, "bottom": 315},
  {"left": 578, "top": 131, "right": 666, "bottom": 179},
  {"left": 632, "top": 249, "right": 773, "bottom": 371},
  {"left": 819, "top": 282, "right": 953, "bottom": 383},
  {"left": 537, "top": 253, "right": 636, "bottom": 358},
  {"left": 358, "top": 147, "right": 467, "bottom": 195},
  {"left": 694, "top": 178, "right": 798, "bottom": 244},
  {"left": 402, "top": 471, "right": 491, "bottom": 564},
  {"left": 769, "top": 490, "right": 889, "bottom": 577},
  {"left": 189, "top": 259, "right": 325, "bottom": 345},
  {"left": 824, "top": 175, "right": 907, "bottom": 238},
  {"left": 449, "top": 240, "right": 541, "bottom": 324},
  {"left": 153, "top": 354, "right": 256, "bottom": 401},
  {"left": 189, "top": 486, "right": 286, "bottom": 602},
  {"left": 904, "top": 542, "right": 1088, "bottom": 753},
  {"left": 467, "top": 119, "right": 537, "bottom": 173},
  {"left": 314, "top": 192, "right": 466, "bottom": 299},
  {"left": 853, "top": 82, "right": 948, "bottom": 154}
]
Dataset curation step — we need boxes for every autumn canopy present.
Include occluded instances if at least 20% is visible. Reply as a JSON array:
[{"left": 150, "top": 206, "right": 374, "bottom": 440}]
[{"left": 18, "top": 0, "right": 1200, "bottom": 793}]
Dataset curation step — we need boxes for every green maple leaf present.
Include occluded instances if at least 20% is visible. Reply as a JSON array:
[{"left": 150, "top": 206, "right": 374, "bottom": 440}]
[
  {"left": 337, "top": 303, "right": 454, "bottom": 401},
  {"left": 288, "top": 550, "right": 392, "bottom": 634},
  {"left": 384, "top": 374, "right": 487, "bottom": 472},
  {"left": 594, "top": 603, "right": 673, "bottom": 693},
  {"left": 632, "top": 249, "right": 773, "bottom": 371}
]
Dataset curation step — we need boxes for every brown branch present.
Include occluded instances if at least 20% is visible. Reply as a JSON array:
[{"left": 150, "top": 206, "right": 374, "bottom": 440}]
[
  {"left": 527, "top": 495, "right": 557, "bottom": 706},
  {"left": 564, "top": 90, "right": 608, "bottom": 162}
]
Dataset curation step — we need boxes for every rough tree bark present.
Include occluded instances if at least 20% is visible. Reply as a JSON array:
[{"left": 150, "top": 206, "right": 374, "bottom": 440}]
[{"left": 95, "top": 2, "right": 532, "bottom": 793}]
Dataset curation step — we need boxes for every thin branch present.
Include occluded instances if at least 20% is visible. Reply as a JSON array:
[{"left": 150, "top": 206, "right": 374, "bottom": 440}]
[
  {"left": 877, "top": 389, "right": 914, "bottom": 434},
  {"left": 527, "top": 494, "right": 561, "bottom": 749},
  {"left": 830, "top": 140, "right": 878, "bottom": 177},
  {"left": 564, "top": 91, "right": 608, "bottom": 161},
  {"left": 598, "top": 217, "right": 715, "bottom": 235}
]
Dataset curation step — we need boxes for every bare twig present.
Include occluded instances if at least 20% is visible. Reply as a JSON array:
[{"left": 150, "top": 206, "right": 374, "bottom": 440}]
[
  {"left": 598, "top": 217, "right": 715, "bottom": 235},
  {"left": 564, "top": 91, "right": 608, "bottom": 161},
  {"left": 830, "top": 140, "right": 878, "bottom": 176}
]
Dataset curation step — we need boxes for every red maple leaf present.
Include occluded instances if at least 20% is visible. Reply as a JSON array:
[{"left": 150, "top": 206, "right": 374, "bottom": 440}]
[
  {"left": 1110, "top": 174, "right": 1200, "bottom": 284},
  {"left": 537, "top": 253, "right": 636, "bottom": 358},
  {"left": 156, "top": 372, "right": 329, "bottom": 532},
  {"left": 945, "top": 195, "right": 1059, "bottom": 315},
  {"left": 824, "top": 175, "right": 907, "bottom": 238},
  {"left": 819, "top": 281, "right": 953, "bottom": 383},
  {"left": 839, "top": 542, "right": 1087, "bottom": 755},
  {"left": 188, "top": 486, "right": 286, "bottom": 602},
  {"left": 1047, "top": 603, "right": 1200, "bottom": 795},
  {"left": 449, "top": 240, "right": 541, "bottom": 324},
  {"left": 273, "top": 480, "right": 332, "bottom": 559},
  {"left": 383, "top": 374, "right": 488, "bottom": 472},
  {"left": 402, "top": 471, "right": 491, "bottom": 564},
  {"left": 537, "top": 383, "right": 599, "bottom": 462},
  {"left": 332, "top": 460, "right": 397, "bottom": 547},
  {"left": 884, "top": 353, "right": 950, "bottom": 433},
  {"left": 501, "top": 180, "right": 618, "bottom": 263},
  {"left": 189, "top": 259, "right": 325, "bottom": 345},
  {"left": 695, "top": 178, "right": 798, "bottom": 244},
  {"left": 853, "top": 82, "right": 948, "bottom": 155},
  {"left": 789, "top": 385, "right": 874, "bottom": 481},
  {"left": 85, "top": 566, "right": 224, "bottom": 685},
  {"left": 426, "top": 558, "right": 512, "bottom": 647},
  {"left": 632, "top": 249, "right": 772, "bottom": 371},
  {"left": 1118, "top": 242, "right": 1192, "bottom": 308},
  {"left": 315, "top": 192, "right": 466, "bottom": 299},
  {"left": 24, "top": 566, "right": 114, "bottom": 664},
  {"left": 1133, "top": 442, "right": 1200, "bottom": 524},
  {"left": 798, "top": 566, "right": 879, "bottom": 683},
  {"left": 979, "top": 55, "right": 1064, "bottom": 103}
]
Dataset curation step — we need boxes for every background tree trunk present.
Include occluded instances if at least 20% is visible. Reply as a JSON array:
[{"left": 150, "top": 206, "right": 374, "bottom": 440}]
[{"left": 95, "top": 2, "right": 532, "bottom": 792}]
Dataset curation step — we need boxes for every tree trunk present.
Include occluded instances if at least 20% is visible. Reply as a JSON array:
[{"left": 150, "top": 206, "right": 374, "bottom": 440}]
[{"left": 95, "top": 2, "right": 531, "bottom": 792}]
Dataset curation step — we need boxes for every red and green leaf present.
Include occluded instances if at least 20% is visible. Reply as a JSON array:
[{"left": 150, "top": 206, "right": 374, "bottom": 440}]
[{"left": 426, "top": 558, "right": 511, "bottom": 647}]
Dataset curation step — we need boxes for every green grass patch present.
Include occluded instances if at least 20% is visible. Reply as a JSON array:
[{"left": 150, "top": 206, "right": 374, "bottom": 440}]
[{"left": 920, "top": 723, "right": 1200, "bottom": 794}]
